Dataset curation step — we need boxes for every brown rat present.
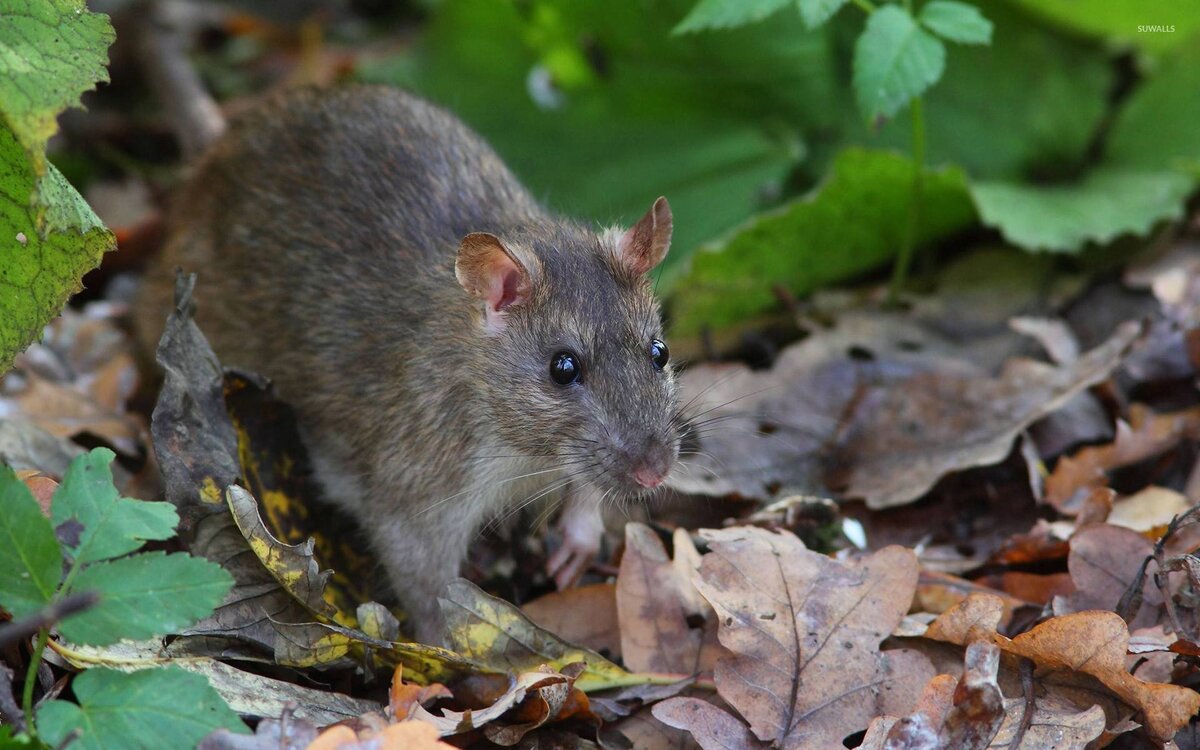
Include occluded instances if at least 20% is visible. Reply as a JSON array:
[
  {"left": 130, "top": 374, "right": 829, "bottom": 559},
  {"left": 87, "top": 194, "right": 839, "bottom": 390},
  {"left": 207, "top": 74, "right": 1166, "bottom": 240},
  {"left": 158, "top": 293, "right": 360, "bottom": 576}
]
[{"left": 136, "top": 85, "right": 681, "bottom": 642}]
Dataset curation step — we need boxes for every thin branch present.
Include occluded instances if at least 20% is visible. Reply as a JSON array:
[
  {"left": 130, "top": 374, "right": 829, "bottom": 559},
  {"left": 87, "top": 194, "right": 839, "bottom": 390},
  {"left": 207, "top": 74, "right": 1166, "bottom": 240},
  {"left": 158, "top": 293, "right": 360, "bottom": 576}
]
[{"left": 0, "top": 593, "right": 99, "bottom": 652}]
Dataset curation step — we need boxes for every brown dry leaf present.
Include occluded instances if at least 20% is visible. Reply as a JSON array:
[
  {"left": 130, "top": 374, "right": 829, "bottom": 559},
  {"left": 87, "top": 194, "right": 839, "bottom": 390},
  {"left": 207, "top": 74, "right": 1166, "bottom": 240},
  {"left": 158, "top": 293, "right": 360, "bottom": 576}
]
[
  {"left": 671, "top": 313, "right": 1138, "bottom": 509},
  {"left": 692, "top": 528, "right": 933, "bottom": 748},
  {"left": 1055, "top": 523, "right": 1161, "bottom": 630},
  {"left": 411, "top": 666, "right": 579, "bottom": 739},
  {"left": 831, "top": 322, "right": 1139, "bottom": 508},
  {"left": 522, "top": 583, "right": 621, "bottom": 659},
  {"left": 304, "top": 719, "right": 454, "bottom": 750},
  {"left": 17, "top": 469, "right": 58, "bottom": 515},
  {"left": 616, "top": 524, "right": 719, "bottom": 675},
  {"left": 1045, "top": 405, "right": 1200, "bottom": 514},
  {"left": 925, "top": 593, "right": 1200, "bottom": 740},
  {"left": 1108, "top": 487, "right": 1190, "bottom": 532},
  {"left": 859, "top": 644, "right": 1107, "bottom": 750},
  {"left": 389, "top": 666, "right": 452, "bottom": 721},
  {"left": 605, "top": 708, "right": 701, "bottom": 750},
  {"left": 652, "top": 697, "right": 767, "bottom": 750}
]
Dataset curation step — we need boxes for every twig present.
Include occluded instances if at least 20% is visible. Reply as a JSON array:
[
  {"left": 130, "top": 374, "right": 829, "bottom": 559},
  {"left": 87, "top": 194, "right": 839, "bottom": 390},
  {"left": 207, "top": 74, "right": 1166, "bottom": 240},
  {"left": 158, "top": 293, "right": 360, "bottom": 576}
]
[
  {"left": 0, "top": 593, "right": 99, "bottom": 652},
  {"left": 1007, "top": 657, "right": 1035, "bottom": 750},
  {"left": 129, "top": 0, "right": 225, "bottom": 159}
]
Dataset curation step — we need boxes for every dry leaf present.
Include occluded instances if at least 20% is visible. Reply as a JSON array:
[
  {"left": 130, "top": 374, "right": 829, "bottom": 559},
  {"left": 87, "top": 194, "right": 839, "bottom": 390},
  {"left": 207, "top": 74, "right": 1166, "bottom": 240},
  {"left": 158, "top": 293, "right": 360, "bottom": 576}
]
[
  {"left": 389, "top": 666, "right": 452, "bottom": 721},
  {"left": 693, "top": 528, "right": 933, "bottom": 748},
  {"left": 925, "top": 593, "right": 1200, "bottom": 740},
  {"left": 652, "top": 697, "right": 767, "bottom": 750},
  {"left": 616, "top": 524, "right": 718, "bottom": 675},
  {"left": 1044, "top": 405, "right": 1200, "bottom": 514},
  {"left": 522, "top": 583, "right": 621, "bottom": 659},
  {"left": 305, "top": 719, "right": 454, "bottom": 750},
  {"left": 1055, "top": 523, "right": 1161, "bottom": 630},
  {"left": 440, "top": 579, "right": 630, "bottom": 691}
]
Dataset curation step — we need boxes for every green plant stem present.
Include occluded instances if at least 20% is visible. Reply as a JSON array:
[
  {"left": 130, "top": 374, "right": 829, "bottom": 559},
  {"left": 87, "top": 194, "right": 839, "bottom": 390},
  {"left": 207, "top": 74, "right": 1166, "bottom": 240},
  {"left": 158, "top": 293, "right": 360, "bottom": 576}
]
[
  {"left": 850, "top": 0, "right": 877, "bottom": 13},
  {"left": 889, "top": 96, "right": 925, "bottom": 304},
  {"left": 22, "top": 628, "right": 50, "bottom": 731}
]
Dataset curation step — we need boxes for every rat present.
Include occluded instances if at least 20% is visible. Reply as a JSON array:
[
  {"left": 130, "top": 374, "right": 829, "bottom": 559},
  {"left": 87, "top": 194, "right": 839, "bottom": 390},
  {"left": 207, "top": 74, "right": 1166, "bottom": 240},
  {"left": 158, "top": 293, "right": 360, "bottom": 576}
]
[{"left": 136, "top": 85, "right": 682, "bottom": 643}]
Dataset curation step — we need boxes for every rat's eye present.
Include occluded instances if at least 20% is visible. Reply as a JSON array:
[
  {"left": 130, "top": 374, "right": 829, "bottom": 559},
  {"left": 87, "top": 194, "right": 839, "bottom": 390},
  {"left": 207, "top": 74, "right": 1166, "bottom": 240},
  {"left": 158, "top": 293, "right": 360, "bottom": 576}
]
[
  {"left": 550, "top": 351, "right": 582, "bottom": 385},
  {"left": 649, "top": 339, "right": 669, "bottom": 370}
]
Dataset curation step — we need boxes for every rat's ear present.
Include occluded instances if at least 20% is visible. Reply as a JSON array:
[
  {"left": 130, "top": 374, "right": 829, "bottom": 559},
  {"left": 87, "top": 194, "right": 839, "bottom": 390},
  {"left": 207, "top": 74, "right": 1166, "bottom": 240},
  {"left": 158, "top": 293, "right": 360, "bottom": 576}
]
[
  {"left": 456, "top": 232, "right": 533, "bottom": 330},
  {"left": 616, "top": 196, "right": 672, "bottom": 276}
]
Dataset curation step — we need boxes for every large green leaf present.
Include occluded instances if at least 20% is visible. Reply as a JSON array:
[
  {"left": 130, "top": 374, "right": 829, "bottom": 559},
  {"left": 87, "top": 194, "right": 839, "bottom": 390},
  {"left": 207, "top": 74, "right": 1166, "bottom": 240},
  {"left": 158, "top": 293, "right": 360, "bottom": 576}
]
[
  {"left": 1107, "top": 42, "right": 1200, "bottom": 173},
  {"left": 853, "top": 6, "right": 946, "bottom": 121},
  {"left": 0, "top": 0, "right": 114, "bottom": 202},
  {"left": 371, "top": 0, "right": 837, "bottom": 277},
  {"left": 37, "top": 667, "right": 247, "bottom": 750},
  {"left": 0, "top": 464, "right": 62, "bottom": 618},
  {"left": 1005, "top": 0, "right": 1200, "bottom": 53},
  {"left": 674, "top": 0, "right": 791, "bottom": 33},
  {"left": 58, "top": 552, "right": 233, "bottom": 646},
  {"left": 0, "top": 123, "right": 115, "bottom": 372},
  {"left": 970, "top": 169, "right": 1193, "bottom": 253},
  {"left": 669, "top": 149, "right": 976, "bottom": 334},
  {"left": 968, "top": 42, "right": 1200, "bottom": 254},
  {"left": 52, "top": 449, "right": 178, "bottom": 565}
]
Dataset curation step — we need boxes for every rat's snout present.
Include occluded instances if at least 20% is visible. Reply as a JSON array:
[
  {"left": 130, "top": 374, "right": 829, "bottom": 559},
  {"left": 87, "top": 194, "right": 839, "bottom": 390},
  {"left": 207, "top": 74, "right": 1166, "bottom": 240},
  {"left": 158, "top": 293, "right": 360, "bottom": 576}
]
[{"left": 625, "top": 436, "right": 676, "bottom": 490}]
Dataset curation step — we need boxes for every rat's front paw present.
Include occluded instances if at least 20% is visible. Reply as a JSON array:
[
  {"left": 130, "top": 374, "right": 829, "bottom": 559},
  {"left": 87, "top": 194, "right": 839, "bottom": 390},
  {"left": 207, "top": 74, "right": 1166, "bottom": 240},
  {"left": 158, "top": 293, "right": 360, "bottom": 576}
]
[{"left": 546, "top": 498, "right": 604, "bottom": 589}]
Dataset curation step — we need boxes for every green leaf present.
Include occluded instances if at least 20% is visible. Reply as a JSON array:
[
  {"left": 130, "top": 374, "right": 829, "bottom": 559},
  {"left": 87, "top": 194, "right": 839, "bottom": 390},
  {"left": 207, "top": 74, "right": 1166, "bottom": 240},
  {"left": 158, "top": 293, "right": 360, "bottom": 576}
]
[
  {"left": 51, "top": 449, "right": 178, "bottom": 565},
  {"left": 852, "top": 1, "right": 1111, "bottom": 180},
  {"left": 853, "top": 6, "right": 946, "bottom": 121},
  {"left": 918, "top": 1, "right": 992, "bottom": 44},
  {"left": 674, "top": 0, "right": 791, "bottom": 33},
  {"left": 0, "top": 122, "right": 116, "bottom": 372},
  {"left": 969, "top": 169, "right": 1193, "bottom": 253},
  {"left": 797, "top": 0, "right": 849, "bottom": 29},
  {"left": 0, "top": 464, "right": 62, "bottom": 617},
  {"left": 1006, "top": 0, "right": 1200, "bottom": 53},
  {"left": 669, "top": 149, "right": 976, "bottom": 335},
  {"left": 37, "top": 667, "right": 247, "bottom": 750},
  {"left": 0, "top": 0, "right": 114, "bottom": 220},
  {"left": 58, "top": 551, "right": 233, "bottom": 646},
  {"left": 379, "top": 0, "right": 833, "bottom": 279},
  {"left": 1107, "top": 43, "right": 1200, "bottom": 174}
]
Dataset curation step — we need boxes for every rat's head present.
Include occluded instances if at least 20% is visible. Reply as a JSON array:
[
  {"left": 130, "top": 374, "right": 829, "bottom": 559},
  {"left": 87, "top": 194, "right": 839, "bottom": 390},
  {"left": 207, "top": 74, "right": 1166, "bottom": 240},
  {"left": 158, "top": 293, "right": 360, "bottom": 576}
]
[{"left": 455, "top": 197, "right": 680, "bottom": 496}]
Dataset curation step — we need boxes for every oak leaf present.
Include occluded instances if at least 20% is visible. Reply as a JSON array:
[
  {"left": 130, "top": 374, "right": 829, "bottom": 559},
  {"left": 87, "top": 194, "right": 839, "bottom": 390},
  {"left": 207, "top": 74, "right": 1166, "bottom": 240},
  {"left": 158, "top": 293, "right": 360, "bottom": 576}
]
[{"left": 692, "top": 528, "right": 932, "bottom": 748}]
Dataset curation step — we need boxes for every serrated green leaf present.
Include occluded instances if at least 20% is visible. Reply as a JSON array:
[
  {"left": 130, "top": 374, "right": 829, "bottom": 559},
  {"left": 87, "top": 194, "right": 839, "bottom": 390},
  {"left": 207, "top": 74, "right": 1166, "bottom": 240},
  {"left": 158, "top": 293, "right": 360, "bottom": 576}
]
[
  {"left": 0, "top": 464, "right": 62, "bottom": 617},
  {"left": 674, "top": 0, "right": 791, "bottom": 33},
  {"left": 798, "top": 0, "right": 849, "bottom": 29},
  {"left": 51, "top": 449, "right": 178, "bottom": 564},
  {"left": 853, "top": 6, "right": 946, "bottom": 121},
  {"left": 0, "top": 0, "right": 114, "bottom": 226},
  {"left": 969, "top": 169, "right": 1193, "bottom": 253},
  {"left": 58, "top": 551, "right": 233, "bottom": 646},
  {"left": 37, "top": 667, "right": 247, "bottom": 750},
  {"left": 669, "top": 149, "right": 976, "bottom": 335},
  {"left": 855, "top": 1, "right": 1110, "bottom": 180},
  {"left": 0, "top": 123, "right": 115, "bottom": 372},
  {"left": 918, "top": 1, "right": 992, "bottom": 44}
]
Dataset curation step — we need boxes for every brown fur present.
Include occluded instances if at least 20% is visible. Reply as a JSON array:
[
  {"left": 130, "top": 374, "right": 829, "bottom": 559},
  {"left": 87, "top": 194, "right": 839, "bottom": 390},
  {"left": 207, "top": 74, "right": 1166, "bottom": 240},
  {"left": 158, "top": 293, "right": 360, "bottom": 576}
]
[{"left": 136, "top": 85, "right": 680, "bottom": 641}]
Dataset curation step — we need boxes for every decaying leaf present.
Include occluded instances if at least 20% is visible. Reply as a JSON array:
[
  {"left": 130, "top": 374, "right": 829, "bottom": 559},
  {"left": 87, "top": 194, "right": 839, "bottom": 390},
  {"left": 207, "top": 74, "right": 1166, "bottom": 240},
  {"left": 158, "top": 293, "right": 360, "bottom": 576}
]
[
  {"left": 616, "top": 524, "right": 719, "bottom": 675},
  {"left": 924, "top": 592, "right": 1200, "bottom": 740},
  {"left": 440, "top": 579, "right": 632, "bottom": 691},
  {"left": 305, "top": 720, "right": 455, "bottom": 750},
  {"left": 671, "top": 313, "right": 1139, "bottom": 509},
  {"left": 47, "top": 638, "right": 380, "bottom": 727},
  {"left": 691, "top": 528, "right": 933, "bottom": 748},
  {"left": 857, "top": 646, "right": 1106, "bottom": 750},
  {"left": 652, "top": 697, "right": 767, "bottom": 750},
  {"left": 411, "top": 665, "right": 584, "bottom": 740},
  {"left": 1045, "top": 404, "right": 1200, "bottom": 514},
  {"left": 1054, "top": 523, "right": 1162, "bottom": 629},
  {"left": 523, "top": 583, "right": 622, "bottom": 659}
]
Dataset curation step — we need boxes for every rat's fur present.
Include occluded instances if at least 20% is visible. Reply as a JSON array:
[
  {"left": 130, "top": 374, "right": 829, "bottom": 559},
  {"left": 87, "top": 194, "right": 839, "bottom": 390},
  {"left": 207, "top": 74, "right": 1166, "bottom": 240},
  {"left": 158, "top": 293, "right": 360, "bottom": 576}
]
[{"left": 136, "top": 86, "right": 680, "bottom": 641}]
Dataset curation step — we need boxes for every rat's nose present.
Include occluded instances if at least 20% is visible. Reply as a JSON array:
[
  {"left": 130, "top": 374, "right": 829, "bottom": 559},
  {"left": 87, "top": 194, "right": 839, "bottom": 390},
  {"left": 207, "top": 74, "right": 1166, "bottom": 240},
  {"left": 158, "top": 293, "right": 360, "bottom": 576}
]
[{"left": 632, "top": 464, "right": 666, "bottom": 489}]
